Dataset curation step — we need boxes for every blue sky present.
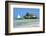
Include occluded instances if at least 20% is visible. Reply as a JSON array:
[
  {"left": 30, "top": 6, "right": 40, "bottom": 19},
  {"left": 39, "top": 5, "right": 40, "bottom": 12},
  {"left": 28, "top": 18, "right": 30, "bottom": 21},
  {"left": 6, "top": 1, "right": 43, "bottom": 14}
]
[{"left": 13, "top": 8, "right": 40, "bottom": 18}]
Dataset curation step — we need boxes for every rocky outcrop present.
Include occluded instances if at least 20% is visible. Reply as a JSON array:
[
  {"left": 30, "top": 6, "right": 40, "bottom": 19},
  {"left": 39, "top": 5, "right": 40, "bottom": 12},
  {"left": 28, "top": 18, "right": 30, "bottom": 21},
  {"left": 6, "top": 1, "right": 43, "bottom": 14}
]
[{"left": 23, "top": 13, "right": 38, "bottom": 19}]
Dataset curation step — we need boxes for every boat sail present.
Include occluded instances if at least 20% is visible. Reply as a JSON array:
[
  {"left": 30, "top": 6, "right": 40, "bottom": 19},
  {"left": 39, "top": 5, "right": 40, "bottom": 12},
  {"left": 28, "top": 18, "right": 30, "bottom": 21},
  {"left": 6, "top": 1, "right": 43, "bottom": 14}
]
[{"left": 17, "top": 14, "right": 21, "bottom": 18}]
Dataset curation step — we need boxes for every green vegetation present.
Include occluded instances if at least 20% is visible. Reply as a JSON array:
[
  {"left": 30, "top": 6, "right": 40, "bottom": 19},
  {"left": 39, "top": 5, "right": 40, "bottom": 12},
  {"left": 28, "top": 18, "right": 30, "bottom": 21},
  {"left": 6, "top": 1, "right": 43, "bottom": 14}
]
[
  {"left": 23, "top": 13, "right": 38, "bottom": 19},
  {"left": 14, "top": 13, "right": 38, "bottom": 20}
]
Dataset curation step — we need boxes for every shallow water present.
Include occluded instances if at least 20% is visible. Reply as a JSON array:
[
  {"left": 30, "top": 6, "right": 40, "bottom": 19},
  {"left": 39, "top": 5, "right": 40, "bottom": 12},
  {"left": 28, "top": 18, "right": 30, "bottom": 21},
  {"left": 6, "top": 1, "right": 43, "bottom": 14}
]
[{"left": 13, "top": 19, "right": 40, "bottom": 28}]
